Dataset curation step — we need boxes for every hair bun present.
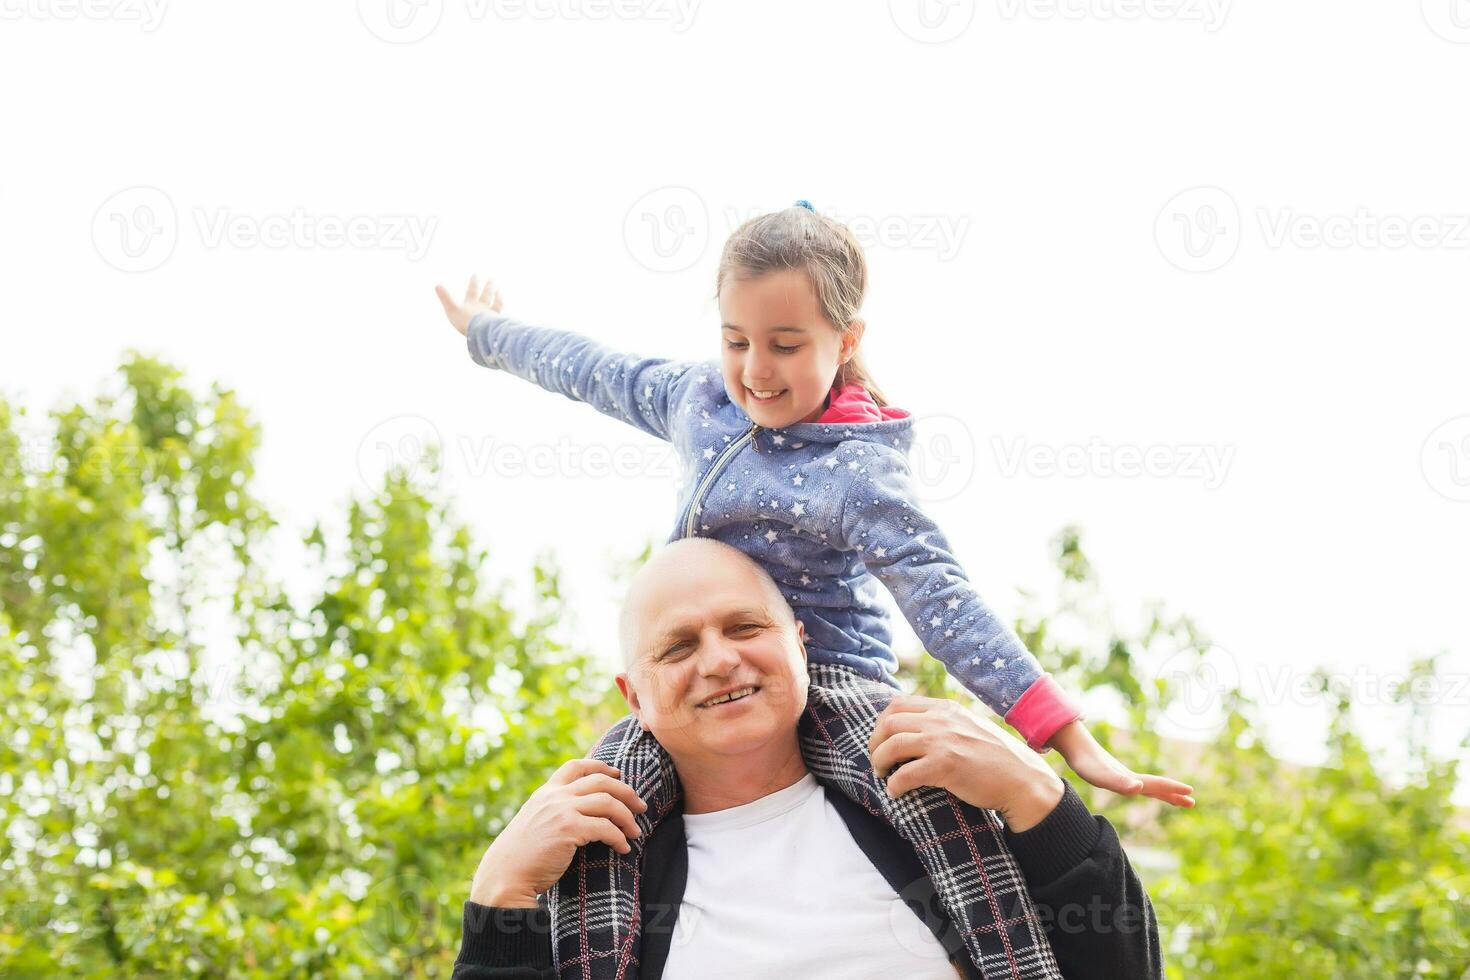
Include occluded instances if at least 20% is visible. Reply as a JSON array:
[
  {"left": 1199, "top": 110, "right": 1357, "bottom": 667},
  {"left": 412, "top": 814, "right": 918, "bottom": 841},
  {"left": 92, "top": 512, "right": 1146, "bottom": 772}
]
[{"left": 793, "top": 199, "right": 815, "bottom": 212}]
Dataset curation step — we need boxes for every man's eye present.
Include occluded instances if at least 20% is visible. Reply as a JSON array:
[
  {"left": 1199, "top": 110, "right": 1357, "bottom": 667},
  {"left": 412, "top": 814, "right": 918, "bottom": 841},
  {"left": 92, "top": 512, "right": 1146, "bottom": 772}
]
[
  {"left": 663, "top": 641, "right": 691, "bottom": 657},
  {"left": 725, "top": 341, "right": 748, "bottom": 350},
  {"left": 775, "top": 345, "right": 800, "bottom": 354},
  {"left": 733, "top": 623, "right": 762, "bottom": 634}
]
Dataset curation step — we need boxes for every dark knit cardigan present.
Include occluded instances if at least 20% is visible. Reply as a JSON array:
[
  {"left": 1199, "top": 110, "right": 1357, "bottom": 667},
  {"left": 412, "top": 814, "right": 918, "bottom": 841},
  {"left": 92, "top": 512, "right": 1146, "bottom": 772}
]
[{"left": 451, "top": 779, "right": 1163, "bottom": 980}]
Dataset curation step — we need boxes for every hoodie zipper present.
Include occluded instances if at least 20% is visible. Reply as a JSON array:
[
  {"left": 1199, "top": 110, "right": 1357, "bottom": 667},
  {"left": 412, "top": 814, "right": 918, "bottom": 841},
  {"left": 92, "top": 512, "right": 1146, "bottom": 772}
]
[{"left": 682, "top": 422, "right": 760, "bottom": 538}]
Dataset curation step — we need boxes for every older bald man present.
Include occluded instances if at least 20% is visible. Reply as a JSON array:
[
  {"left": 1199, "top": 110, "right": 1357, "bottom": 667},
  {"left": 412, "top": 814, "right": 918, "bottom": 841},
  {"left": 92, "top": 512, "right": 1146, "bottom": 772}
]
[{"left": 452, "top": 539, "right": 1162, "bottom": 979}]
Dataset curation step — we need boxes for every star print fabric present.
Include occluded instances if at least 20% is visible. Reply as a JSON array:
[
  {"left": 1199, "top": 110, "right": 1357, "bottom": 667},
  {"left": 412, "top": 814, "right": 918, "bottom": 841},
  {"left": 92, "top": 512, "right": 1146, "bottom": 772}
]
[{"left": 467, "top": 312, "right": 1082, "bottom": 747}]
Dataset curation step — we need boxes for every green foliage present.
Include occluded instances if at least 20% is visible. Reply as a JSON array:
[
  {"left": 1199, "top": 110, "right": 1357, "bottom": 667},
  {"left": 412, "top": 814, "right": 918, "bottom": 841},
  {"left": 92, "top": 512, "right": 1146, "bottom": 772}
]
[
  {"left": 0, "top": 355, "right": 623, "bottom": 977},
  {"left": 901, "top": 526, "right": 1470, "bottom": 978},
  {"left": 3, "top": 360, "right": 1466, "bottom": 977}
]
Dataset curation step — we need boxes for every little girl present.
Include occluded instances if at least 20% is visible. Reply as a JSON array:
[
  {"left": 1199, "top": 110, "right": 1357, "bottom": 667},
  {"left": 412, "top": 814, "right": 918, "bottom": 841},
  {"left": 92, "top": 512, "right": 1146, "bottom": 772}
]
[{"left": 435, "top": 200, "right": 1194, "bottom": 811}]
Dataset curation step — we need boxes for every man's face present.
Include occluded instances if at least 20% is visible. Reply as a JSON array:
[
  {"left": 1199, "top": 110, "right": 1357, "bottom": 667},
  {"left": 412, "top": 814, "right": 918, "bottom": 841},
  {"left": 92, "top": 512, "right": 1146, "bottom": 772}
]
[
  {"left": 718, "top": 267, "right": 856, "bottom": 428},
  {"left": 617, "top": 552, "right": 810, "bottom": 767}
]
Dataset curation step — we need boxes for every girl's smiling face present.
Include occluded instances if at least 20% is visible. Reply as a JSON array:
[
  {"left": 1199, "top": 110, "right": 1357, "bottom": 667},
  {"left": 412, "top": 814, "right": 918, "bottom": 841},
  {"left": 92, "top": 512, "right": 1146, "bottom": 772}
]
[{"left": 718, "top": 267, "right": 863, "bottom": 428}]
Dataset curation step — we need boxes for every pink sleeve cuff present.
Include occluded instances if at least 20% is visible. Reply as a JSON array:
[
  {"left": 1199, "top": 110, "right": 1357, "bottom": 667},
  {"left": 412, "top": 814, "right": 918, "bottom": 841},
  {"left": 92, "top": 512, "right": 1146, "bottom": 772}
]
[{"left": 1004, "top": 674, "right": 1084, "bottom": 753}]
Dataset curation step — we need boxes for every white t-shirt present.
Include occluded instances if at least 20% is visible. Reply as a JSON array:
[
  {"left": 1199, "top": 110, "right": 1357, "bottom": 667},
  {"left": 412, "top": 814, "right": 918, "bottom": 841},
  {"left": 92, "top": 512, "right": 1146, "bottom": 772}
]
[{"left": 661, "top": 772, "right": 960, "bottom": 979}]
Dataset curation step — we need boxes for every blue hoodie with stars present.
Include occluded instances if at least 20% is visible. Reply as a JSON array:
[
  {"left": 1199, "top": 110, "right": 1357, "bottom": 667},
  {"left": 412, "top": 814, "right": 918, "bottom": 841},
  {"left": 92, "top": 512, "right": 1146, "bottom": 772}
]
[{"left": 465, "top": 313, "right": 1080, "bottom": 749}]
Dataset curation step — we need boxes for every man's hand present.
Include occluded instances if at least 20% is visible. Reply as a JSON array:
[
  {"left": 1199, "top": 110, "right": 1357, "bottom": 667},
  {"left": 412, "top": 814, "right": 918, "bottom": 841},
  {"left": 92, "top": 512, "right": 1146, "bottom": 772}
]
[
  {"left": 435, "top": 275, "right": 503, "bottom": 337},
  {"left": 468, "top": 759, "right": 647, "bottom": 908},
  {"left": 868, "top": 694, "right": 1066, "bottom": 832},
  {"left": 1047, "top": 720, "right": 1195, "bottom": 808}
]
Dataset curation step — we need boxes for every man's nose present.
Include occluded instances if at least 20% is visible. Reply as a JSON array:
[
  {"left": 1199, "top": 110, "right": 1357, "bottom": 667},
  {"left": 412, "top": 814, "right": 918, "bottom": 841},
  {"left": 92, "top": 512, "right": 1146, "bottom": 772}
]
[{"left": 694, "top": 634, "right": 742, "bottom": 675}]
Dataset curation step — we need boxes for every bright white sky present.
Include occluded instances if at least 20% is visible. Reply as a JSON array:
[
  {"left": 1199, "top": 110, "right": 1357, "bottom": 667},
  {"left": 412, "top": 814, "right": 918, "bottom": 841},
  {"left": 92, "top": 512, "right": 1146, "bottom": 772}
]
[{"left": 3, "top": 0, "right": 1467, "bottom": 799}]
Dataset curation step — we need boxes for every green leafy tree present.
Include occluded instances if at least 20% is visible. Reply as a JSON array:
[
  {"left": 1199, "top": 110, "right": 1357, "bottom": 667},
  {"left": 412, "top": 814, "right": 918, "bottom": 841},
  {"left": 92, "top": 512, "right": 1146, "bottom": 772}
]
[
  {"left": 0, "top": 356, "right": 622, "bottom": 976},
  {"left": 901, "top": 528, "right": 1470, "bottom": 978},
  {"left": 3, "top": 359, "right": 1466, "bottom": 976}
]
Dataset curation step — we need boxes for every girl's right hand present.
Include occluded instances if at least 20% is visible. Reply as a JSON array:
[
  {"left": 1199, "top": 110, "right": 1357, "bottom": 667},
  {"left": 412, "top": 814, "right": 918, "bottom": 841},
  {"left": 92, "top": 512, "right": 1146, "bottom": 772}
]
[
  {"left": 435, "top": 275, "right": 504, "bottom": 337},
  {"left": 467, "top": 758, "right": 646, "bottom": 908}
]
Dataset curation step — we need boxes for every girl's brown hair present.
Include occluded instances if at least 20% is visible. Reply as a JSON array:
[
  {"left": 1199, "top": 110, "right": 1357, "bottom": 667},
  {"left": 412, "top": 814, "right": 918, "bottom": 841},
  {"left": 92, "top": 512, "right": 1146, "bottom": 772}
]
[{"left": 714, "top": 203, "right": 890, "bottom": 407}]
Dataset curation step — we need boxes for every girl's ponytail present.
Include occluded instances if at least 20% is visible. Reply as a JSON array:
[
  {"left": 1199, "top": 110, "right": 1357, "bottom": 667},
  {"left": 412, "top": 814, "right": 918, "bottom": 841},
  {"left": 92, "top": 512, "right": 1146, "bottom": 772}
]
[{"left": 836, "top": 349, "right": 889, "bottom": 408}]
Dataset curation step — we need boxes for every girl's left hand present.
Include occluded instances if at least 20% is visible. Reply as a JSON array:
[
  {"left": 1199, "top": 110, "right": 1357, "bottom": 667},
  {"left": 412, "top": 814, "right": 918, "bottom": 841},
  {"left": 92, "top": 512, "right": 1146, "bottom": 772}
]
[
  {"left": 435, "top": 275, "right": 503, "bottom": 337},
  {"left": 1047, "top": 720, "right": 1196, "bottom": 808}
]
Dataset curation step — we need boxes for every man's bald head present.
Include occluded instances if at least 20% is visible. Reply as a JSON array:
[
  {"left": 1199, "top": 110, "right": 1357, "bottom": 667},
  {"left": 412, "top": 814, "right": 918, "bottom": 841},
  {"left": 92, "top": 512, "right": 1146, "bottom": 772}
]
[
  {"left": 611, "top": 538, "right": 812, "bottom": 791},
  {"left": 618, "top": 538, "right": 795, "bottom": 670}
]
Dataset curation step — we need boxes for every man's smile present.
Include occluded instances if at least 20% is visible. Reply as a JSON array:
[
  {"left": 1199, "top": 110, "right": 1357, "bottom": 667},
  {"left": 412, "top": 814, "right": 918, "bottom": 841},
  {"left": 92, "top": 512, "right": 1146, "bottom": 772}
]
[{"left": 696, "top": 685, "right": 761, "bottom": 709}]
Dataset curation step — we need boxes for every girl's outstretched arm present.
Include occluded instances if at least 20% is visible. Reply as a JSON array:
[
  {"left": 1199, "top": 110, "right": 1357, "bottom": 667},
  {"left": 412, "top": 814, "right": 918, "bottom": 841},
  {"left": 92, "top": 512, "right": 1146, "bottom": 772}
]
[
  {"left": 833, "top": 443, "right": 1193, "bottom": 807},
  {"left": 436, "top": 275, "right": 701, "bottom": 444}
]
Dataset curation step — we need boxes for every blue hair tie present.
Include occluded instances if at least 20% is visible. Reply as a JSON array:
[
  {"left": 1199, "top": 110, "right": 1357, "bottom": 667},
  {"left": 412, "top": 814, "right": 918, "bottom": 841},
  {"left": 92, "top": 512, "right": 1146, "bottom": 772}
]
[{"left": 793, "top": 199, "right": 815, "bottom": 212}]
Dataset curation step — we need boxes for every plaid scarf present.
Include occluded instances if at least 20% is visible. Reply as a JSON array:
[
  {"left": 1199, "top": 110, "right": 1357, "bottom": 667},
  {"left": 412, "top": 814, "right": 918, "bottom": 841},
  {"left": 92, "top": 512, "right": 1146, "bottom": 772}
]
[{"left": 547, "top": 664, "right": 1063, "bottom": 979}]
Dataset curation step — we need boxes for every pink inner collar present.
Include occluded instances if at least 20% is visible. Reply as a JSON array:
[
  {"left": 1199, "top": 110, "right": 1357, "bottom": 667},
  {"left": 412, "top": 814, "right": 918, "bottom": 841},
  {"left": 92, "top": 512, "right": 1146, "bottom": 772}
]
[{"left": 814, "top": 383, "right": 909, "bottom": 424}]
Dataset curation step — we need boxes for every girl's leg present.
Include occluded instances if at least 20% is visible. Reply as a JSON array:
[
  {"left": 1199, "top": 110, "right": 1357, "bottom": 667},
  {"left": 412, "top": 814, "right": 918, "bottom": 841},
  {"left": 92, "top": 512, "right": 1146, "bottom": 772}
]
[
  {"left": 583, "top": 710, "right": 680, "bottom": 834},
  {"left": 545, "top": 711, "right": 680, "bottom": 976}
]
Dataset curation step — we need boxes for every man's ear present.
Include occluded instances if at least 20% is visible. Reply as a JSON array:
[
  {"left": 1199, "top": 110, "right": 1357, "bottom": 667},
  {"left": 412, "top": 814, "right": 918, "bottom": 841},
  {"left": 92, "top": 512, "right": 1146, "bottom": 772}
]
[
  {"left": 795, "top": 619, "right": 809, "bottom": 665},
  {"left": 615, "top": 673, "right": 642, "bottom": 721}
]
